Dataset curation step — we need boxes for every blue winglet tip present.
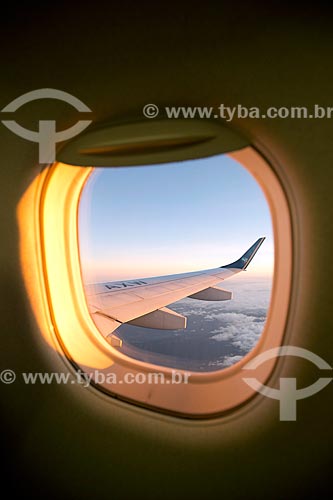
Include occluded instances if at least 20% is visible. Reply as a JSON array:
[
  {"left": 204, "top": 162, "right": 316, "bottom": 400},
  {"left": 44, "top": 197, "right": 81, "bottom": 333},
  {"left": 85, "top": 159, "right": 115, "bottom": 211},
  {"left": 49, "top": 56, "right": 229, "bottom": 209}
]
[{"left": 221, "top": 237, "right": 265, "bottom": 270}]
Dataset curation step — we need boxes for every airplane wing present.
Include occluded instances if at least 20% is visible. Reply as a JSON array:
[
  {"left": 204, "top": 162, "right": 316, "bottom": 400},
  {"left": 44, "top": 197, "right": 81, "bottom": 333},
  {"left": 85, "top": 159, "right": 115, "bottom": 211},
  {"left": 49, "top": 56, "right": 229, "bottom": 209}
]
[{"left": 84, "top": 238, "right": 265, "bottom": 342}]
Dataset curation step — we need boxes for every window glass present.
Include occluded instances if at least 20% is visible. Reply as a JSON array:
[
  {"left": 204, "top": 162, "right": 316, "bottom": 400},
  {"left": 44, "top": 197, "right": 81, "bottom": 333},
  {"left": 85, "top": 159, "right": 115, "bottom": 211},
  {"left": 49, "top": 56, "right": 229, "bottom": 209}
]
[{"left": 78, "top": 154, "right": 273, "bottom": 372}]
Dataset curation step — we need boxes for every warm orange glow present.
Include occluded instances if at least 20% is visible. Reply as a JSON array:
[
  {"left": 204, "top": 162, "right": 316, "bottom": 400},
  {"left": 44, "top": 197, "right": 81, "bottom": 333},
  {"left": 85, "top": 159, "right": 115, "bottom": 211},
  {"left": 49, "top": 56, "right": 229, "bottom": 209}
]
[
  {"left": 17, "top": 169, "right": 54, "bottom": 347},
  {"left": 16, "top": 150, "right": 293, "bottom": 417},
  {"left": 17, "top": 163, "right": 114, "bottom": 368}
]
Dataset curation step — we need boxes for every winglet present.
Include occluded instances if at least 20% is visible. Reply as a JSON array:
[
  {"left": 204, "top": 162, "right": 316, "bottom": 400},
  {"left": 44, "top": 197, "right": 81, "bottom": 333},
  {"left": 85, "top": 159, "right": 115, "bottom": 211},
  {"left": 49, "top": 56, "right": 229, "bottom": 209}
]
[{"left": 221, "top": 237, "right": 266, "bottom": 270}]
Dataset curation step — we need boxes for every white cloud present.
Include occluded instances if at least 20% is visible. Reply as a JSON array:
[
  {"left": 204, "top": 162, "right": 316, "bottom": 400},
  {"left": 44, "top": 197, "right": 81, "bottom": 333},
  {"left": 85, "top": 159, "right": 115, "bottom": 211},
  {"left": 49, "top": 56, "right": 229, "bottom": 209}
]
[
  {"left": 115, "top": 277, "right": 272, "bottom": 372},
  {"left": 210, "top": 312, "right": 265, "bottom": 352}
]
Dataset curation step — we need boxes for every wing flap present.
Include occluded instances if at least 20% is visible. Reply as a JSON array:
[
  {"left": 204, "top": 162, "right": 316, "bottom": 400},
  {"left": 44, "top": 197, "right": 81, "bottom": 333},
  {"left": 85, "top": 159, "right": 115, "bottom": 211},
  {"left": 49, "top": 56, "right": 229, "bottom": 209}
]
[{"left": 91, "top": 312, "right": 121, "bottom": 337}]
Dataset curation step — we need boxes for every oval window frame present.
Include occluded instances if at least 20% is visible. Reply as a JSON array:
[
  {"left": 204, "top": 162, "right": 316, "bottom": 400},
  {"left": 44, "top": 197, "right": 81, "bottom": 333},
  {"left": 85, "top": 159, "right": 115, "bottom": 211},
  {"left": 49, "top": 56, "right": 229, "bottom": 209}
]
[{"left": 18, "top": 120, "right": 292, "bottom": 418}]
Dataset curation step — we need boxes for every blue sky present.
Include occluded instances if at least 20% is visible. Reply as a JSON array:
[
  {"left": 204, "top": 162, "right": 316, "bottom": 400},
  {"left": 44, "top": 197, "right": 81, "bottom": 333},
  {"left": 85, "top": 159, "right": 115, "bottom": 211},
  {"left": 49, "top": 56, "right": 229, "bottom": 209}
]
[{"left": 78, "top": 154, "right": 274, "bottom": 283}]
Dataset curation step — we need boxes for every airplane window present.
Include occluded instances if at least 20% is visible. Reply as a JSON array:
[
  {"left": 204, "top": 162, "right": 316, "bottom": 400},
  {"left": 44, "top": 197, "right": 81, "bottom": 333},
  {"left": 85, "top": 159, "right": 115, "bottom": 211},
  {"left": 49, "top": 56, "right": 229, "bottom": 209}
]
[{"left": 78, "top": 154, "right": 274, "bottom": 372}]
